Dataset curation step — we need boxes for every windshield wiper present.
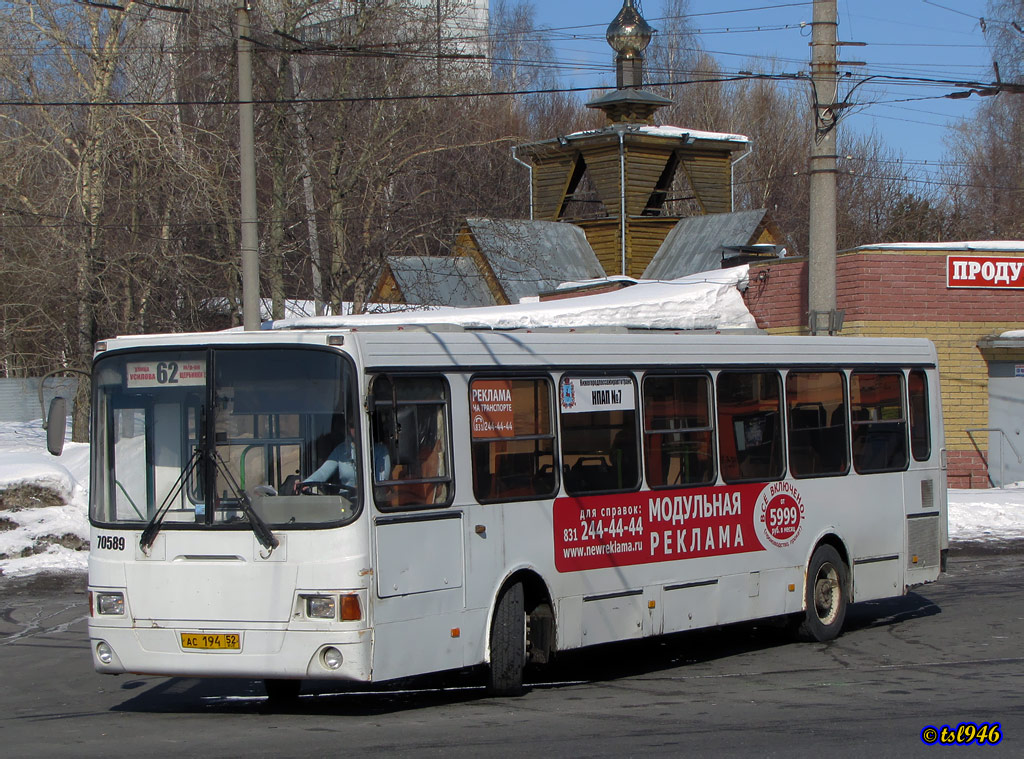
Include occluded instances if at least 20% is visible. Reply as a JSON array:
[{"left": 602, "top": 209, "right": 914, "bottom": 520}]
[
  {"left": 139, "top": 445, "right": 203, "bottom": 554},
  {"left": 211, "top": 450, "right": 280, "bottom": 553},
  {"left": 138, "top": 447, "right": 279, "bottom": 555}
]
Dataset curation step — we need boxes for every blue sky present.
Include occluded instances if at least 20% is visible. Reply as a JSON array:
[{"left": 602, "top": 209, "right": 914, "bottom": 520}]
[{"left": 529, "top": 1, "right": 995, "bottom": 175}]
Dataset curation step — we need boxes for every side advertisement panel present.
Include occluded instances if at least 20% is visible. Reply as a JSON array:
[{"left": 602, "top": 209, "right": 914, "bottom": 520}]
[{"left": 553, "top": 482, "right": 806, "bottom": 572}]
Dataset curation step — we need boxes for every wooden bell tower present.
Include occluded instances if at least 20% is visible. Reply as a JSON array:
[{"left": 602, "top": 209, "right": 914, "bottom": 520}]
[{"left": 514, "top": 0, "right": 749, "bottom": 278}]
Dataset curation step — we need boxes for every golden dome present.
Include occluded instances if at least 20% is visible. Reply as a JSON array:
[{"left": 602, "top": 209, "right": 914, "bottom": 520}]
[{"left": 606, "top": 0, "right": 653, "bottom": 59}]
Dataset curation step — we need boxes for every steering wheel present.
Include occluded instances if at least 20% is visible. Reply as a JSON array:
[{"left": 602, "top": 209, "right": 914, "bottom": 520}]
[{"left": 302, "top": 482, "right": 357, "bottom": 500}]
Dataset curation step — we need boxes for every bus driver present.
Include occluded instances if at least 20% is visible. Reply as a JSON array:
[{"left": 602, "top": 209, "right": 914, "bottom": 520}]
[{"left": 297, "top": 423, "right": 390, "bottom": 494}]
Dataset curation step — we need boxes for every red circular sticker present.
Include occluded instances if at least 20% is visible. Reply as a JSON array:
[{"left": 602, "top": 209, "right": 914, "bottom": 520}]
[{"left": 756, "top": 483, "right": 805, "bottom": 548}]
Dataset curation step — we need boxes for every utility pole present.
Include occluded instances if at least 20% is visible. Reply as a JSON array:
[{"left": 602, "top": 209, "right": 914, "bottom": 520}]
[
  {"left": 808, "top": 0, "right": 838, "bottom": 335},
  {"left": 237, "top": 0, "right": 260, "bottom": 331}
]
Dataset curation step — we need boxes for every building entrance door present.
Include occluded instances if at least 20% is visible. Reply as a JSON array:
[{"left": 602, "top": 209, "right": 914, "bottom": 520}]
[{"left": 987, "top": 361, "right": 1024, "bottom": 487}]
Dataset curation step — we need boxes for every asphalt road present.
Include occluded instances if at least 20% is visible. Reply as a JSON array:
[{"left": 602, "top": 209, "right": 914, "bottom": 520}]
[{"left": 2, "top": 543, "right": 1022, "bottom": 758}]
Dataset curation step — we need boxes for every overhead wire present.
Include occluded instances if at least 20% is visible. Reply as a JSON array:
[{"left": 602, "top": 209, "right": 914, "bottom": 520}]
[
  {"left": 0, "top": 1, "right": 1006, "bottom": 178},
  {"left": 0, "top": 57, "right": 1015, "bottom": 109},
  {"left": 0, "top": 2, "right": 991, "bottom": 104}
]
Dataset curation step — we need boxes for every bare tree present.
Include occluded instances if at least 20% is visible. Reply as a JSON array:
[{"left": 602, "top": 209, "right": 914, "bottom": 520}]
[
  {"left": 837, "top": 131, "right": 945, "bottom": 247},
  {"left": 0, "top": 1, "right": 168, "bottom": 437},
  {"left": 935, "top": 2, "right": 1024, "bottom": 239},
  {"left": 728, "top": 74, "right": 810, "bottom": 253}
]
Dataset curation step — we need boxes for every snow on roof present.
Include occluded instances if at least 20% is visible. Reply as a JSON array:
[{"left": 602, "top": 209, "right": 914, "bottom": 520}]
[
  {"left": 267, "top": 266, "right": 758, "bottom": 332},
  {"left": 562, "top": 124, "right": 749, "bottom": 145},
  {"left": 633, "top": 124, "right": 750, "bottom": 144},
  {"left": 554, "top": 275, "right": 640, "bottom": 291},
  {"left": 1000, "top": 330, "right": 1024, "bottom": 339},
  {"left": 853, "top": 241, "right": 1024, "bottom": 252}
]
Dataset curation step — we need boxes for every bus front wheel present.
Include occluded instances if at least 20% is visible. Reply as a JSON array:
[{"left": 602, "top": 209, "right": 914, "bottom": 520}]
[
  {"left": 798, "top": 544, "right": 848, "bottom": 642},
  {"left": 487, "top": 582, "right": 526, "bottom": 696}
]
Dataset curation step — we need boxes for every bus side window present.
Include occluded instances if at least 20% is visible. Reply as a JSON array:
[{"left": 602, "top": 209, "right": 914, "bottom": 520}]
[
  {"left": 558, "top": 375, "right": 640, "bottom": 496},
  {"left": 786, "top": 371, "right": 849, "bottom": 478},
  {"left": 908, "top": 369, "right": 931, "bottom": 461},
  {"left": 642, "top": 374, "right": 716, "bottom": 488},
  {"left": 370, "top": 375, "right": 453, "bottom": 510},
  {"left": 470, "top": 377, "right": 557, "bottom": 503},
  {"left": 850, "top": 372, "right": 908, "bottom": 473},
  {"left": 717, "top": 371, "right": 784, "bottom": 483}
]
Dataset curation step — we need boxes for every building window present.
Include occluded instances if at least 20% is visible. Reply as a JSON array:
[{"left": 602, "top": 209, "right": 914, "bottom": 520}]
[
  {"left": 850, "top": 372, "right": 908, "bottom": 474},
  {"left": 559, "top": 375, "right": 640, "bottom": 495},
  {"left": 370, "top": 375, "right": 452, "bottom": 510},
  {"left": 642, "top": 374, "right": 715, "bottom": 488},
  {"left": 908, "top": 369, "right": 931, "bottom": 462},
  {"left": 717, "top": 371, "right": 784, "bottom": 483},
  {"left": 470, "top": 377, "right": 557, "bottom": 502},
  {"left": 786, "top": 371, "right": 849, "bottom": 478}
]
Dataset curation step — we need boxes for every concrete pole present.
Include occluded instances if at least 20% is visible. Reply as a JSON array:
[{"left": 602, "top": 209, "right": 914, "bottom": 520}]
[
  {"left": 808, "top": 0, "right": 838, "bottom": 334},
  {"left": 237, "top": 1, "right": 261, "bottom": 330}
]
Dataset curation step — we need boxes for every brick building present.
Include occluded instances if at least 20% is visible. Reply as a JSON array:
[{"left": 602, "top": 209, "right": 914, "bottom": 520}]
[{"left": 744, "top": 243, "right": 1024, "bottom": 487}]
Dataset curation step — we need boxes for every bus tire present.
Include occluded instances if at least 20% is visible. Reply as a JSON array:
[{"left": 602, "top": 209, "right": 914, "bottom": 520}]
[
  {"left": 264, "top": 678, "right": 301, "bottom": 704},
  {"left": 487, "top": 582, "right": 526, "bottom": 696},
  {"left": 798, "top": 544, "right": 848, "bottom": 642}
]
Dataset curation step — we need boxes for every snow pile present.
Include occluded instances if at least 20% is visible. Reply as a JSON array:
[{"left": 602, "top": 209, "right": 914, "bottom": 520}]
[
  {"left": 0, "top": 420, "right": 90, "bottom": 577},
  {"left": 948, "top": 486, "right": 1024, "bottom": 542},
  {"left": 267, "top": 268, "right": 758, "bottom": 332}
]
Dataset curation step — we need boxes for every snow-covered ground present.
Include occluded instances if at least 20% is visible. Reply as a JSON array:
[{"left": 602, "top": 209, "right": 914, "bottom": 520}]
[
  {"left": 0, "top": 420, "right": 90, "bottom": 578},
  {"left": 0, "top": 419, "right": 1021, "bottom": 579}
]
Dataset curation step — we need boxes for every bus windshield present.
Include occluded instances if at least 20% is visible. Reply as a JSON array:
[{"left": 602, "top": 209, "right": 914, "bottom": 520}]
[{"left": 91, "top": 347, "right": 360, "bottom": 530}]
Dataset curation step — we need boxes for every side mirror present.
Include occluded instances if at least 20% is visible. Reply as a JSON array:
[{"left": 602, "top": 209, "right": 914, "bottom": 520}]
[{"left": 46, "top": 397, "right": 67, "bottom": 456}]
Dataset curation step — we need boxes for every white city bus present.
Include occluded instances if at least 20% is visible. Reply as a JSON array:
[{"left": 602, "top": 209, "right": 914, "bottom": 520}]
[{"left": 79, "top": 326, "right": 947, "bottom": 698}]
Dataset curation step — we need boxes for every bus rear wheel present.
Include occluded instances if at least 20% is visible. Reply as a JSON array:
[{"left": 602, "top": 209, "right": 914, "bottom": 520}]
[
  {"left": 798, "top": 544, "right": 848, "bottom": 642},
  {"left": 487, "top": 582, "right": 526, "bottom": 696}
]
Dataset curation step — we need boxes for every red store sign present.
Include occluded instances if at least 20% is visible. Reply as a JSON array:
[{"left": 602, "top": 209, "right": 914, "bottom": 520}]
[{"left": 947, "top": 255, "right": 1024, "bottom": 289}]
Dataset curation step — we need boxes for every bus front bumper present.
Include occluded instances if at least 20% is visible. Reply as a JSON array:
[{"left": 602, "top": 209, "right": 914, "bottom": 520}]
[{"left": 89, "top": 622, "right": 373, "bottom": 682}]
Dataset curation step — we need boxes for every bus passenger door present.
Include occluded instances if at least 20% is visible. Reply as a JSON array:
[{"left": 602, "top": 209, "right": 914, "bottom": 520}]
[
  {"left": 903, "top": 369, "right": 943, "bottom": 588},
  {"left": 367, "top": 374, "right": 467, "bottom": 682},
  {"left": 372, "top": 511, "right": 466, "bottom": 681}
]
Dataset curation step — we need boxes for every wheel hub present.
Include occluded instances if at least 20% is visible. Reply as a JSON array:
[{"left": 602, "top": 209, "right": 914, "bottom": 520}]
[{"left": 813, "top": 563, "right": 840, "bottom": 625}]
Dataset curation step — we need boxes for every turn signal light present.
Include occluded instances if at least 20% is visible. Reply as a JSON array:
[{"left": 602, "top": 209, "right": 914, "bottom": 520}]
[{"left": 340, "top": 594, "right": 362, "bottom": 621}]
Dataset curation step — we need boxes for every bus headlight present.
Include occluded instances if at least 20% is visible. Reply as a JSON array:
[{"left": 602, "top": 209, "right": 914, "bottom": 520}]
[
  {"left": 96, "top": 642, "right": 114, "bottom": 665},
  {"left": 96, "top": 592, "right": 125, "bottom": 616},
  {"left": 305, "top": 596, "right": 336, "bottom": 620},
  {"left": 321, "top": 647, "right": 343, "bottom": 670}
]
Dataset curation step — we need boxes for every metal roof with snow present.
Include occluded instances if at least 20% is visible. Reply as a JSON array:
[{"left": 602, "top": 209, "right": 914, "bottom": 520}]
[
  {"left": 386, "top": 256, "right": 498, "bottom": 308},
  {"left": 642, "top": 210, "right": 777, "bottom": 280},
  {"left": 464, "top": 218, "right": 606, "bottom": 303}
]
